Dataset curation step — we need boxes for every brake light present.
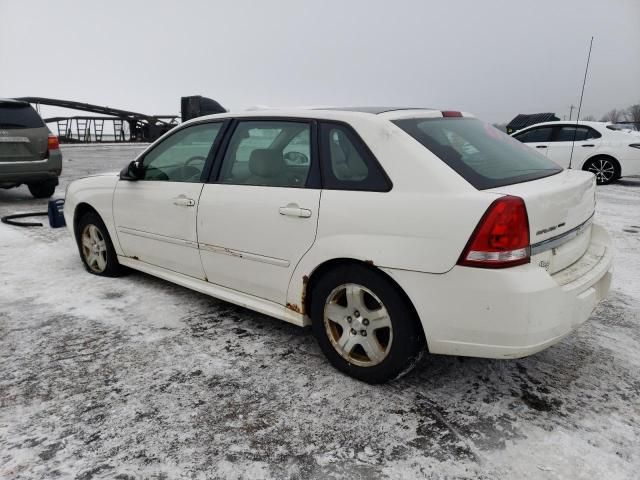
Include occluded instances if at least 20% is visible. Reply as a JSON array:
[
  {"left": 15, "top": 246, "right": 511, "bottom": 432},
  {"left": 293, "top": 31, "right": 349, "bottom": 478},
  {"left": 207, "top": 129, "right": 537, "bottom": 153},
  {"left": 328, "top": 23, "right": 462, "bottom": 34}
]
[
  {"left": 441, "top": 111, "right": 463, "bottom": 117},
  {"left": 458, "top": 196, "right": 530, "bottom": 268},
  {"left": 47, "top": 134, "right": 60, "bottom": 151}
]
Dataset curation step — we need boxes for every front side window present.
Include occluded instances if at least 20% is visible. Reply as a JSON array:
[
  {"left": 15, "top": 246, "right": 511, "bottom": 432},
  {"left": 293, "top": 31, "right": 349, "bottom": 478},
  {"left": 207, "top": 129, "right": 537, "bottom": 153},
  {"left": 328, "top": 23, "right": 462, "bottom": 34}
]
[
  {"left": 553, "top": 125, "right": 601, "bottom": 142},
  {"left": 319, "top": 123, "right": 391, "bottom": 191},
  {"left": 393, "top": 117, "right": 562, "bottom": 190},
  {"left": 513, "top": 126, "right": 554, "bottom": 143},
  {"left": 142, "top": 122, "right": 222, "bottom": 182},
  {"left": 218, "top": 121, "right": 311, "bottom": 187}
]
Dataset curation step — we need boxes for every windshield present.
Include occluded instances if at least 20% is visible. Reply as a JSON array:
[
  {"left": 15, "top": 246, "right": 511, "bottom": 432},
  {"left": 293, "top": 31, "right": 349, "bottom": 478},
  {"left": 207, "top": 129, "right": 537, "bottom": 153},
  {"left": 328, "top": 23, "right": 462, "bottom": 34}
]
[
  {"left": 393, "top": 117, "right": 563, "bottom": 189},
  {"left": 0, "top": 103, "right": 46, "bottom": 129}
]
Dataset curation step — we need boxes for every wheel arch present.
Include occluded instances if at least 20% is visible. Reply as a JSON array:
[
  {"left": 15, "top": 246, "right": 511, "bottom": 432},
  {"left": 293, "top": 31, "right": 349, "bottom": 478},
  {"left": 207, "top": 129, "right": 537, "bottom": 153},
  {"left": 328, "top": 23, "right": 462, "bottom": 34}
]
[
  {"left": 301, "top": 257, "right": 427, "bottom": 345},
  {"left": 73, "top": 202, "right": 100, "bottom": 235},
  {"left": 72, "top": 202, "right": 123, "bottom": 255}
]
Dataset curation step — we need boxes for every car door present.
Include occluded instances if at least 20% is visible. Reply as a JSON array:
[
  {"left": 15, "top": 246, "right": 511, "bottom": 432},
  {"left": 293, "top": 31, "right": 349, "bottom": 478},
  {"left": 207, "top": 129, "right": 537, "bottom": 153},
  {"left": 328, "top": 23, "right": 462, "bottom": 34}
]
[
  {"left": 197, "top": 119, "right": 321, "bottom": 304},
  {"left": 512, "top": 126, "right": 554, "bottom": 157},
  {"left": 545, "top": 125, "right": 602, "bottom": 168},
  {"left": 113, "top": 121, "right": 226, "bottom": 279}
]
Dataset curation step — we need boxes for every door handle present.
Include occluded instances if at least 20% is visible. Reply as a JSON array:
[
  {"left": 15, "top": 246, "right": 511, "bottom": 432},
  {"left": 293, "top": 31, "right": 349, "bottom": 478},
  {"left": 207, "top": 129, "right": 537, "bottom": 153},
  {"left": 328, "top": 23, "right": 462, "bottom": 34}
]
[
  {"left": 173, "top": 196, "right": 195, "bottom": 207},
  {"left": 582, "top": 144, "right": 595, "bottom": 147},
  {"left": 279, "top": 204, "right": 312, "bottom": 218},
  {"left": 536, "top": 145, "right": 547, "bottom": 149}
]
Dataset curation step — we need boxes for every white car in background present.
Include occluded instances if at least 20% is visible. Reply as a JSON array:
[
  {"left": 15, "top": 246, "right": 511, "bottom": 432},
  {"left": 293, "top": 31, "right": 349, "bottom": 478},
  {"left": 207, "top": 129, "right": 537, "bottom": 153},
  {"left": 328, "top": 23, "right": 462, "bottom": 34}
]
[
  {"left": 64, "top": 108, "right": 613, "bottom": 383},
  {"left": 512, "top": 120, "right": 640, "bottom": 184}
]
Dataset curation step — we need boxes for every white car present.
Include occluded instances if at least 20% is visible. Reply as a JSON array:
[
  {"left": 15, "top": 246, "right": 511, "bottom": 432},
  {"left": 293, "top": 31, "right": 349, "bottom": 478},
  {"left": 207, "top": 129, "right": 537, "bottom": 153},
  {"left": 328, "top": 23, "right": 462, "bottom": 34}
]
[
  {"left": 64, "top": 107, "right": 613, "bottom": 383},
  {"left": 511, "top": 120, "right": 640, "bottom": 184}
]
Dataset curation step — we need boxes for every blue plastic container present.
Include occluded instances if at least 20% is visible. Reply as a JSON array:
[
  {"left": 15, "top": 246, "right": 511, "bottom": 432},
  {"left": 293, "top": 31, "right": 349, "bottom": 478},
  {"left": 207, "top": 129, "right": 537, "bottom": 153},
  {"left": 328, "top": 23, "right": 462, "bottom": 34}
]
[{"left": 48, "top": 198, "right": 66, "bottom": 228}]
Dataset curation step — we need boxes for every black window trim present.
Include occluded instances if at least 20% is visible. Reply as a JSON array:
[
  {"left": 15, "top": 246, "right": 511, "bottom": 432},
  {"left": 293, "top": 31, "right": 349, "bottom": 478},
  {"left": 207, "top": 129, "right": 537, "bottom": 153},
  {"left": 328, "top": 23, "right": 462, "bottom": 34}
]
[
  {"left": 135, "top": 118, "right": 231, "bottom": 183},
  {"left": 512, "top": 125, "right": 554, "bottom": 143},
  {"left": 318, "top": 120, "right": 393, "bottom": 192},
  {"left": 207, "top": 116, "right": 322, "bottom": 189},
  {"left": 550, "top": 124, "right": 601, "bottom": 142}
]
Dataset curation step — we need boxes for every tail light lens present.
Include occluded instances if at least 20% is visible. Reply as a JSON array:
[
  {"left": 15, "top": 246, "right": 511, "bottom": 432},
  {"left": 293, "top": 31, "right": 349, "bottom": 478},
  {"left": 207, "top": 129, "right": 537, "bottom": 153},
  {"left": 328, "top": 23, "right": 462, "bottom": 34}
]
[
  {"left": 458, "top": 195, "right": 530, "bottom": 268},
  {"left": 47, "top": 134, "right": 60, "bottom": 151}
]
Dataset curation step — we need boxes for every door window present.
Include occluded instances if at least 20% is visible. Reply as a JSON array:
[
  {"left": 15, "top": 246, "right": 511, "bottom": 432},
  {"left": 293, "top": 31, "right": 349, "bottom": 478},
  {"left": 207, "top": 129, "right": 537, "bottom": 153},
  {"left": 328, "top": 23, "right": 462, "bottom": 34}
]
[
  {"left": 141, "top": 122, "right": 223, "bottom": 182},
  {"left": 513, "top": 127, "right": 554, "bottom": 143},
  {"left": 552, "top": 126, "right": 601, "bottom": 142},
  {"left": 218, "top": 121, "right": 311, "bottom": 187},
  {"left": 320, "top": 123, "right": 391, "bottom": 191}
]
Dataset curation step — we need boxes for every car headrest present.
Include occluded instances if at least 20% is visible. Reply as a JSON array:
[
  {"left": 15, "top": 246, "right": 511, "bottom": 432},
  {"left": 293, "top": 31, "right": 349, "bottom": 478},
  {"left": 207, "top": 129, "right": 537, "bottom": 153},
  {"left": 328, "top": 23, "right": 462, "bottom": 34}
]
[{"left": 249, "top": 149, "right": 285, "bottom": 177}]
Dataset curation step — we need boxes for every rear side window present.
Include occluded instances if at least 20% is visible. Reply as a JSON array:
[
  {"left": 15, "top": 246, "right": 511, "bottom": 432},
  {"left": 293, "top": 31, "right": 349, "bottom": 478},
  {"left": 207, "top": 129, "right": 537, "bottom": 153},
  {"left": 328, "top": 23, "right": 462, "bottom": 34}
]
[
  {"left": 513, "top": 126, "right": 553, "bottom": 143},
  {"left": 0, "top": 103, "right": 45, "bottom": 129},
  {"left": 218, "top": 121, "right": 311, "bottom": 188},
  {"left": 319, "top": 122, "right": 391, "bottom": 191},
  {"left": 393, "top": 117, "right": 562, "bottom": 190},
  {"left": 553, "top": 125, "right": 601, "bottom": 142}
]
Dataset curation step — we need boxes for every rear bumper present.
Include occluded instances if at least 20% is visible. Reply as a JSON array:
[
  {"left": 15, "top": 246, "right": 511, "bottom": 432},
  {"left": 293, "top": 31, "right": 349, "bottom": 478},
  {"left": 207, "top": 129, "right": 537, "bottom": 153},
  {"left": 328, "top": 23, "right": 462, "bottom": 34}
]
[
  {"left": 0, "top": 149, "right": 62, "bottom": 186},
  {"left": 384, "top": 223, "right": 613, "bottom": 359}
]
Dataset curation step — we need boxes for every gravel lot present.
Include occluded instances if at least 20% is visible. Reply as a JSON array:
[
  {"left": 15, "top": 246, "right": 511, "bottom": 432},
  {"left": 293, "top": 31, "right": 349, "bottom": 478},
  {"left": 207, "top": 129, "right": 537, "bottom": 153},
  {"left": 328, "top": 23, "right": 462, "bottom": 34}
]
[{"left": 1, "top": 145, "right": 639, "bottom": 479}]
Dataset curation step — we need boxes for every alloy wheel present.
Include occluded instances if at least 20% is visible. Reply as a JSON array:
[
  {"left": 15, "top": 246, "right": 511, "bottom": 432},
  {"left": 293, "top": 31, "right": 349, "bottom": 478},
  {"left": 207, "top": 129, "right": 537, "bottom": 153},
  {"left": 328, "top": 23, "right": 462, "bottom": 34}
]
[
  {"left": 323, "top": 283, "right": 393, "bottom": 367},
  {"left": 587, "top": 159, "right": 615, "bottom": 184},
  {"left": 81, "top": 224, "right": 108, "bottom": 273}
]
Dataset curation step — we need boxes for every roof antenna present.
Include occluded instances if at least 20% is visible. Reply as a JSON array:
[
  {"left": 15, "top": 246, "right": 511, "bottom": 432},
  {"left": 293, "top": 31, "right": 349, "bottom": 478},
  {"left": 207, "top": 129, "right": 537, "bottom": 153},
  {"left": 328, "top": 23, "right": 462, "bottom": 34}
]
[{"left": 569, "top": 36, "right": 594, "bottom": 169}]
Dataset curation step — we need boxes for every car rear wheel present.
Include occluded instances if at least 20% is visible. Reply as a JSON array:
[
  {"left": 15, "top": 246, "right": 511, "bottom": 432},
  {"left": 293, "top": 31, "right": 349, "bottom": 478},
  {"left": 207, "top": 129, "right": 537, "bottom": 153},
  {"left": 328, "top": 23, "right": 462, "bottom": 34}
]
[
  {"left": 76, "top": 212, "right": 123, "bottom": 277},
  {"left": 310, "top": 264, "right": 425, "bottom": 383},
  {"left": 27, "top": 180, "right": 56, "bottom": 198},
  {"left": 584, "top": 157, "right": 619, "bottom": 185}
]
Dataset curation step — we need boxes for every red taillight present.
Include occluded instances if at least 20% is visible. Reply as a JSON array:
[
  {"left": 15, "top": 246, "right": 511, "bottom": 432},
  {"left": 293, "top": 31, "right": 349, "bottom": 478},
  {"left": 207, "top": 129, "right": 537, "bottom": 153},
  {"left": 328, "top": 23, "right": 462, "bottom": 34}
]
[
  {"left": 458, "top": 196, "right": 530, "bottom": 268},
  {"left": 441, "top": 110, "right": 463, "bottom": 117},
  {"left": 47, "top": 135, "right": 60, "bottom": 151}
]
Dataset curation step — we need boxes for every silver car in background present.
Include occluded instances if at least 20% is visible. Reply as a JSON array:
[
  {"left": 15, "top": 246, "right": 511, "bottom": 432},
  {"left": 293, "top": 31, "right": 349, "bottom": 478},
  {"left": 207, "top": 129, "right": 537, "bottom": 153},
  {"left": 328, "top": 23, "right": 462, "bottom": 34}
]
[{"left": 0, "top": 98, "right": 62, "bottom": 198}]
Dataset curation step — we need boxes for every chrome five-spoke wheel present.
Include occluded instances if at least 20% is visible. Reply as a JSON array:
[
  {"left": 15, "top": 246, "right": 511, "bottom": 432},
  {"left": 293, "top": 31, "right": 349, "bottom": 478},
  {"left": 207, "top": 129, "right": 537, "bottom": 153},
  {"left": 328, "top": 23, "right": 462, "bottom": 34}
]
[
  {"left": 324, "top": 283, "right": 393, "bottom": 367},
  {"left": 81, "top": 224, "right": 108, "bottom": 273}
]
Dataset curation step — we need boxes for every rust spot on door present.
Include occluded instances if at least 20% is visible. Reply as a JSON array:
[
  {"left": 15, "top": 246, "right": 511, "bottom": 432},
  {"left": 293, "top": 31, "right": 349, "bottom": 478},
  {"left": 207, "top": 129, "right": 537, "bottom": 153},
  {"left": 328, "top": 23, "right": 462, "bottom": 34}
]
[
  {"left": 286, "top": 303, "right": 302, "bottom": 314},
  {"left": 301, "top": 275, "right": 309, "bottom": 313}
]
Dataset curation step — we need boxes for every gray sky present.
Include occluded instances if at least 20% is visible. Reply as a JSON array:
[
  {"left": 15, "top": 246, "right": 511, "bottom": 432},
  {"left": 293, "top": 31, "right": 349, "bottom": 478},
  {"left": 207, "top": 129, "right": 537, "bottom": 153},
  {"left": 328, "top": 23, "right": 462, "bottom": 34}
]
[{"left": 1, "top": 0, "right": 639, "bottom": 123}]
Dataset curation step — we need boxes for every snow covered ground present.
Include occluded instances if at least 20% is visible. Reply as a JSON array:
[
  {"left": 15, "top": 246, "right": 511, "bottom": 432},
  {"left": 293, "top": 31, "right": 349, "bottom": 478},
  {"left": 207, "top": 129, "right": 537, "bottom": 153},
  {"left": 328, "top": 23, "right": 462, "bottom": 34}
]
[{"left": 1, "top": 145, "right": 639, "bottom": 479}]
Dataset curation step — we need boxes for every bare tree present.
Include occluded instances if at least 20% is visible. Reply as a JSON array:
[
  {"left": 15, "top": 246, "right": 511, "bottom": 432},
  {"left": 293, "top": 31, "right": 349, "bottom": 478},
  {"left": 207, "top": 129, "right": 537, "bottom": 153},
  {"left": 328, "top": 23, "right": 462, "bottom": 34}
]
[
  {"left": 627, "top": 104, "right": 640, "bottom": 124},
  {"left": 581, "top": 114, "right": 596, "bottom": 121},
  {"left": 600, "top": 109, "right": 623, "bottom": 122}
]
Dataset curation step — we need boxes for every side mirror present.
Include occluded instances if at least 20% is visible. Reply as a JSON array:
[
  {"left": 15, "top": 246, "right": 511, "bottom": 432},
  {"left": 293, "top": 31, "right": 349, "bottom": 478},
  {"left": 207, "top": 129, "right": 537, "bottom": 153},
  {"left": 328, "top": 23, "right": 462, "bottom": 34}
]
[{"left": 120, "top": 160, "right": 143, "bottom": 181}]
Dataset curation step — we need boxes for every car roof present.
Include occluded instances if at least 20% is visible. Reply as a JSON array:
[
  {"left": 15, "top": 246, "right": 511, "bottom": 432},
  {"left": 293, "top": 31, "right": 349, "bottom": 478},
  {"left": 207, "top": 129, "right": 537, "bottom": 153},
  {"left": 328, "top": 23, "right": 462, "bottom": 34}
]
[
  {"left": 517, "top": 120, "right": 609, "bottom": 130},
  {"left": 316, "top": 106, "right": 436, "bottom": 114},
  {"left": 184, "top": 107, "right": 468, "bottom": 125}
]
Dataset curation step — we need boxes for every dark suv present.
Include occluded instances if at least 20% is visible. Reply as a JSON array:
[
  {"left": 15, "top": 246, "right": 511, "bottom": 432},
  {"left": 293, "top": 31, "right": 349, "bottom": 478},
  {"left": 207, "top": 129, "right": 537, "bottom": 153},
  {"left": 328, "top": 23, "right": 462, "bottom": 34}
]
[{"left": 0, "top": 99, "right": 62, "bottom": 198}]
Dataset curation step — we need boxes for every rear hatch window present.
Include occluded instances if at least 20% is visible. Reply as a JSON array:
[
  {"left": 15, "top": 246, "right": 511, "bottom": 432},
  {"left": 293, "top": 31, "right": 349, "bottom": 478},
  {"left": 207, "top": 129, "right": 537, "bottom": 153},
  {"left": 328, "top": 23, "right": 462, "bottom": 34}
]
[
  {"left": 0, "top": 103, "right": 45, "bottom": 129},
  {"left": 393, "top": 117, "right": 562, "bottom": 189}
]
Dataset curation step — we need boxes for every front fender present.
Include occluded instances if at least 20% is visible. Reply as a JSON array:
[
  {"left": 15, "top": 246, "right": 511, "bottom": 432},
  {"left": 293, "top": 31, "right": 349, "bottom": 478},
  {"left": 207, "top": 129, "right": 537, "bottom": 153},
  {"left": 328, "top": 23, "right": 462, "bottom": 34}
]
[{"left": 63, "top": 174, "right": 121, "bottom": 253}]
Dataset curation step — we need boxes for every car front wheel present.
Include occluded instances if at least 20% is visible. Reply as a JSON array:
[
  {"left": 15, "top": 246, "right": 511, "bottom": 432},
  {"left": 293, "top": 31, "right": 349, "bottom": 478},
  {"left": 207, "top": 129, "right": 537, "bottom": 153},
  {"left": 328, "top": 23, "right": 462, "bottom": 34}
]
[
  {"left": 310, "top": 264, "right": 425, "bottom": 383},
  {"left": 75, "top": 212, "right": 123, "bottom": 277}
]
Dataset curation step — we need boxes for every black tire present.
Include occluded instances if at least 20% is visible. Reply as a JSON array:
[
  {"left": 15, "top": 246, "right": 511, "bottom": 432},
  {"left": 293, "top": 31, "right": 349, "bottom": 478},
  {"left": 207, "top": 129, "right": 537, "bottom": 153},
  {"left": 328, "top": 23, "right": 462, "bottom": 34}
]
[
  {"left": 583, "top": 156, "right": 620, "bottom": 185},
  {"left": 27, "top": 180, "right": 57, "bottom": 198},
  {"left": 75, "top": 211, "right": 124, "bottom": 277},
  {"left": 310, "top": 264, "right": 425, "bottom": 384}
]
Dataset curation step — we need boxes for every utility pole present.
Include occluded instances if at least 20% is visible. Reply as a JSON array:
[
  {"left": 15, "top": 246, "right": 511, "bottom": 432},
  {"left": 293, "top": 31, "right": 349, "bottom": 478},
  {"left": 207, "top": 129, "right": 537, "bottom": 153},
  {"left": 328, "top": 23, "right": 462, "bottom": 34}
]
[{"left": 569, "top": 105, "right": 575, "bottom": 121}]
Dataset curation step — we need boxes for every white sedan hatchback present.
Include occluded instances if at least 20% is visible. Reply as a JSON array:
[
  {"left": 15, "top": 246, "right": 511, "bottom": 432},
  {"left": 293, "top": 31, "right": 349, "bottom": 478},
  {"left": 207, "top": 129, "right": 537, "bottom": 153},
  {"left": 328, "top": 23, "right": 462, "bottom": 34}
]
[
  {"left": 511, "top": 120, "right": 640, "bottom": 184},
  {"left": 64, "top": 108, "right": 613, "bottom": 383}
]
